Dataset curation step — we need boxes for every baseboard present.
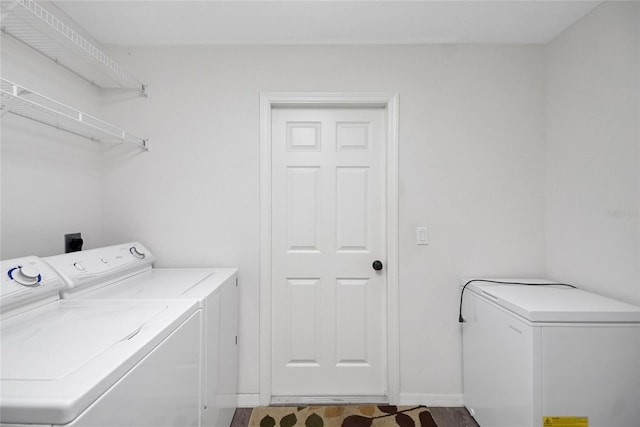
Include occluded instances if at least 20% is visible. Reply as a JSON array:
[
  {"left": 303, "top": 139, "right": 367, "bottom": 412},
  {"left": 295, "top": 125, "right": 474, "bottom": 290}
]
[
  {"left": 237, "top": 393, "right": 261, "bottom": 408},
  {"left": 398, "top": 393, "right": 465, "bottom": 407},
  {"left": 272, "top": 396, "right": 388, "bottom": 405},
  {"left": 239, "top": 392, "right": 465, "bottom": 408}
]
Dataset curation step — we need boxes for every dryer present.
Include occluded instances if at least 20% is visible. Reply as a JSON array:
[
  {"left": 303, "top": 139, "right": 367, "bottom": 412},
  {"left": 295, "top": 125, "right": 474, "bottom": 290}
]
[
  {"left": 45, "top": 242, "right": 238, "bottom": 427},
  {"left": 0, "top": 255, "right": 201, "bottom": 426}
]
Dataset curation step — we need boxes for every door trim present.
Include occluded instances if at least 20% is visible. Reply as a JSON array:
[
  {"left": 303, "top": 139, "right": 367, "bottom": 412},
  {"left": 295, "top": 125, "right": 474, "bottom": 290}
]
[{"left": 259, "top": 92, "right": 399, "bottom": 405}]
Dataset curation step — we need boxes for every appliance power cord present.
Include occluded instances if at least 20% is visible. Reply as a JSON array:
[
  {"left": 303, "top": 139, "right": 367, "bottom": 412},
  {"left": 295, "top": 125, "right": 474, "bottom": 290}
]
[{"left": 458, "top": 279, "right": 577, "bottom": 323}]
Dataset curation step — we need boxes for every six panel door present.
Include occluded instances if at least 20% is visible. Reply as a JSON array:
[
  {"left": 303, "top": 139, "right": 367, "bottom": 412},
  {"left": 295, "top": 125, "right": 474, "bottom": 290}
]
[{"left": 271, "top": 107, "right": 387, "bottom": 397}]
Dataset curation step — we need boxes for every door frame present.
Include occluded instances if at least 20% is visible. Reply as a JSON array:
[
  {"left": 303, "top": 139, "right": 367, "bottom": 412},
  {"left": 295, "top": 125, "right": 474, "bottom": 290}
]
[{"left": 259, "top": 92, "right": 400, "bottom": 405}]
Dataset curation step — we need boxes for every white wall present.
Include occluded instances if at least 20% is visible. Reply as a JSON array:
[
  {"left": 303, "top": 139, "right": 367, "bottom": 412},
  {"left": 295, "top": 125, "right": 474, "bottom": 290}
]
[
  {"left": 545, "top": 1, "right": 640, "bottom": 305},
  {"left": 98, "top": 44, "right": 547, "bottom": 402},
  {"left": 0, "top": 34, "right": 104, "bottom": 259}
]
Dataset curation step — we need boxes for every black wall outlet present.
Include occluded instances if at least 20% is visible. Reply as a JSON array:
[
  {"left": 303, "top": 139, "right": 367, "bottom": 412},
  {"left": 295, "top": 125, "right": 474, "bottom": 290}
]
[{"left": 64, "top": 233, "right": 83, "bottom": 253}]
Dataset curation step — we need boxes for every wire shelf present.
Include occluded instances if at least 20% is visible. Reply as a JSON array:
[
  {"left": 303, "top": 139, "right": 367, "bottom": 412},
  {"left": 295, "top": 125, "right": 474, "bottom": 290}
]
[
  {"left": 1, "top": 78, "right": 148, "bottom": 150},
  {"left": 1, "top": 0, "right": 147, "bottom": 95}
]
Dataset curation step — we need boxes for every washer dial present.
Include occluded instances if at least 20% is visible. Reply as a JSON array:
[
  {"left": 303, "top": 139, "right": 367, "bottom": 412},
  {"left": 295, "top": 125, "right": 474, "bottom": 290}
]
[{"left": 8, "top": 265, "right": 42, "bottom": 286}]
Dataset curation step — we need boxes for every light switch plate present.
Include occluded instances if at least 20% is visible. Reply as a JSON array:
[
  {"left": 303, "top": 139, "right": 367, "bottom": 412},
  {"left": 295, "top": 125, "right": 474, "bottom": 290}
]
[{"left": 416, "top": 227, "right": 428, "bottom": 245}]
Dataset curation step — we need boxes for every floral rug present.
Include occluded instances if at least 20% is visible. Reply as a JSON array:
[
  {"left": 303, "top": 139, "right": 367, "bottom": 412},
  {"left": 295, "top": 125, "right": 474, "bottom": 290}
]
[{"left": 249, "top": 405, "right": 438, "bottom": 427}]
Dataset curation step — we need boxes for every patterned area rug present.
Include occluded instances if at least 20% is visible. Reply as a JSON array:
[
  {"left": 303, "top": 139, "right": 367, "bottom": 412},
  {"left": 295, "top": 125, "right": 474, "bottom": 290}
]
[{"left": 249, "top": 405, "right": 438, "bottom": 427}]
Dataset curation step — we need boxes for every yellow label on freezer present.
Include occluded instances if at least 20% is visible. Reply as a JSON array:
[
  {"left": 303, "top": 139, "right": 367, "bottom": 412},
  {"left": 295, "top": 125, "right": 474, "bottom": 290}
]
[{"left": 543, "top": 416, "right": 588, "bottom": 427}]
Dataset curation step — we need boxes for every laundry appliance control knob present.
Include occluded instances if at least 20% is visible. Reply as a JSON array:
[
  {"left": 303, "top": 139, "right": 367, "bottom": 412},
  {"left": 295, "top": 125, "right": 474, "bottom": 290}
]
[
  {"left": 10, "top": 265, "right": 41, "bottom": 286},
  {"left": 130, "top": 246, "right": 146, "bottom": 259}
]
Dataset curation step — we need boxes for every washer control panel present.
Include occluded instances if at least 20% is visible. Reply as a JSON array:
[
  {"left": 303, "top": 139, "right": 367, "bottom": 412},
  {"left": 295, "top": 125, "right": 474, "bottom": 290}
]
[
  {"left": 44, "top": 242, "right": 155, "bottom": 297},
  {"left": 1, "top": 256, "right": 64, "bottom": 315}
]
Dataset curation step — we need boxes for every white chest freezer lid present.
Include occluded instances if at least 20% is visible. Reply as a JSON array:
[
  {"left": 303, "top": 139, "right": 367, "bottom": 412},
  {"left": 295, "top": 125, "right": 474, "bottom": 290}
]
[
  {"left": 71, "top": 268, "right": 238, "bottom": 302},
  {"left": 466, "top": 279, "right": 640, "bottom": 323},
  {"left": 0, "top": 298, "right": 198, "bottom": 425}
]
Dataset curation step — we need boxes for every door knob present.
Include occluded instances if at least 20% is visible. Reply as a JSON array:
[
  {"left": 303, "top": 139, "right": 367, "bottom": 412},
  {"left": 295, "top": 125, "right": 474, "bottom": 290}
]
[{"left": 372, "top": 260, "right": 383, "bottom": 271}]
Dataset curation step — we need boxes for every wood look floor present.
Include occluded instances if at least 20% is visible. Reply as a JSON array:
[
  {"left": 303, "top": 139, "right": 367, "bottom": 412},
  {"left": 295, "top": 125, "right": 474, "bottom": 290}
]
[
  {"left": 231, "top": 407, "right": 479, "bottom": 427},
  {"left": 428, "top": 408, "right": 480, "bottom": 427}
]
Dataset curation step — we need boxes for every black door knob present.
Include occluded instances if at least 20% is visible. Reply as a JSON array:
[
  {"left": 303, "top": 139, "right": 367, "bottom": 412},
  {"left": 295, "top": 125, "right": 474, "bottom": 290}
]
[{"left": 372, "top": 260, "right": 383, "bottom": 271}]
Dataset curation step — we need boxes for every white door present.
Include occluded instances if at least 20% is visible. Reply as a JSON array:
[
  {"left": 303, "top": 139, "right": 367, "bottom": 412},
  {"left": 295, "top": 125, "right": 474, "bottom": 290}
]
[{"left": 271, "top": 107, "right": 387, "bottom": 397}]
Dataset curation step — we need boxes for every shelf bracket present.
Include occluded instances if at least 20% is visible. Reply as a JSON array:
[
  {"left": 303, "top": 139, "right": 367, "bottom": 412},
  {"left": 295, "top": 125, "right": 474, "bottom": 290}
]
[
  {"left": 1, "top": 98, "right": 17, "bottom": 118},
  {"left": 1, "top": 83, "right": 22, "bottom": 118}
]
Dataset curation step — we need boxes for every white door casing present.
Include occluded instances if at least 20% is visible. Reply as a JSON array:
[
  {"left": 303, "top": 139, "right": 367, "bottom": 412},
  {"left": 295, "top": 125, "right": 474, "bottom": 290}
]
[{"left": 259, "top": 93, "right": 399, "bottom": 405}]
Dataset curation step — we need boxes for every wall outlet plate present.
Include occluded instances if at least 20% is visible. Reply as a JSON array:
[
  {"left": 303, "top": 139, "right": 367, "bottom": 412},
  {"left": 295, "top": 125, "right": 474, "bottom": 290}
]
[{"left": 64, "top": 232, "right": 82, "bottom": 253}]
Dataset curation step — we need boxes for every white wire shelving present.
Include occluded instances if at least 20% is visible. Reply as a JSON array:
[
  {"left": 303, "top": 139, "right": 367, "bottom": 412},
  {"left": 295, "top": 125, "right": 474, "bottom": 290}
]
[
  {"left": 0, "top": 0, "right": 147, "bottom": 95},
  {"left": 1, "top": 78, "right": 149, "bottom": 150}
]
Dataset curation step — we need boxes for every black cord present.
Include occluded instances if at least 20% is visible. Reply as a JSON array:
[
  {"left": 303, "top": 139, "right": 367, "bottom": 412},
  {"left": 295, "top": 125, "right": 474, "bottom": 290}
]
[{"left": 458, "top": 279, "right": 577, "bottom": 323}]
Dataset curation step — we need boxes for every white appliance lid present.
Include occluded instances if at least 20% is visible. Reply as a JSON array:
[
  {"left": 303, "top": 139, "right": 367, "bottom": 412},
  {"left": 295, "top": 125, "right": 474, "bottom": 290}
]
[
  {"left": 66, "top": 268, "right": 237, "bottom": 301},
  {"left": 2, "top": 303, "right": 164, "bottom": 380},
  {"left": 466, "top": 279, "right": 640, "bottom": 323},
  {"left": 0, "top": 298, "right": 198, "bottom": 425}
]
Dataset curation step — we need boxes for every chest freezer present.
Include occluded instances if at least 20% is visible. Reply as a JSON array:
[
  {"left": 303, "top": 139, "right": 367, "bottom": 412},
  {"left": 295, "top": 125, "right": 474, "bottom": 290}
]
[{"left": 461, "top": 279, "right": 640, "bottom": 427}]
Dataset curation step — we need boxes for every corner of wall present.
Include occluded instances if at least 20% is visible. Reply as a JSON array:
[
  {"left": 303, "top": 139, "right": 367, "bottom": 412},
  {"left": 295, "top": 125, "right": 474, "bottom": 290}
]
[{"left": 543, "top": 1, "right": 640, "bottom": 305}]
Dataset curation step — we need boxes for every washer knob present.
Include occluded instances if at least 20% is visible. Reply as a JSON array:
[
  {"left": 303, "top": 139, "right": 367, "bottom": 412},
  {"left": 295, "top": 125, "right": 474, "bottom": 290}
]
[
  {"left": 11, "top": 265, "right": 41, "bottom": 286},
  {"left": 130, "top": 246, "right": 145, "bottom": 259}
]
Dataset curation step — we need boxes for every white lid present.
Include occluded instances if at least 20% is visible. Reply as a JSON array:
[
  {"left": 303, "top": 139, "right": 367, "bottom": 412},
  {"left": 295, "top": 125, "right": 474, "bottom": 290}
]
[
  {"left": 70, "top": 268, "right": 237, "bottom": 301},
  {"left": 1, "top": 303, "right": 164, "bottom": 380},
  {"left": 0, "top": 298, "right": 198, "bottom": 425},
  {"left": 465, "top": 279, "right": 640, "bottom": 323}
]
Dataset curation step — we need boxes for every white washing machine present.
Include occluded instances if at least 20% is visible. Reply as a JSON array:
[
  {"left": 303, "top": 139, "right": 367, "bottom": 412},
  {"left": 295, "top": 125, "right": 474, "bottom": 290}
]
[
  {"left": 45, "top": 242, "right": 238, "bottom": 427},
  {"left": 0, "top": 255, "right": 201, "bottom": 427},
  {"left": 461, "top": 279, "right": 640, "bottom": 427}
]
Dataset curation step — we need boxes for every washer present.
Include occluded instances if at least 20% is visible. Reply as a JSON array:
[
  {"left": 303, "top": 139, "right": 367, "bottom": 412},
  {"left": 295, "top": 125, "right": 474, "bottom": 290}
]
[
  {"left": 461, "top": 279, "right": 640, "bottom": 427},
  {"left": 45, "top": 242, "right": 238, "bottom": 427},
  {"left": 0, "top": 255, "right": 201, "bottom": 427}
]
